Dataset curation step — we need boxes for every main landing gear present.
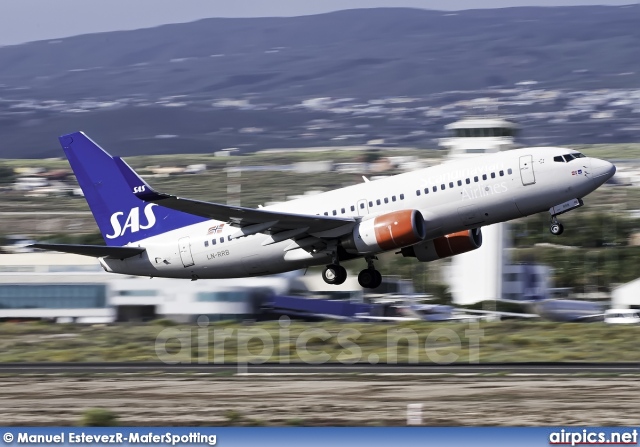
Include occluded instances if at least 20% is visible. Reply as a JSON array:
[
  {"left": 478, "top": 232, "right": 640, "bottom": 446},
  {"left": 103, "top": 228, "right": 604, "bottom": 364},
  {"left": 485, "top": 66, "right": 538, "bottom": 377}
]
[
  {"left": 357, "top": 257, "right": 382, "bottom": 289},
  {"left": 321, "top": 256, "right": 383, "bottom": 289},
  {"left": 322, "top": 264, "right": 347, "bottom": 285}
]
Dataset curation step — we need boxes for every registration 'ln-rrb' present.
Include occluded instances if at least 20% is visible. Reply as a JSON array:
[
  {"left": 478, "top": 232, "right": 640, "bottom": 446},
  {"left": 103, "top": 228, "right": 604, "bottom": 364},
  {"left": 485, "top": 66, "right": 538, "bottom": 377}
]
[{"left": 32, "top": 132, "right": 615, "bottom": 288}]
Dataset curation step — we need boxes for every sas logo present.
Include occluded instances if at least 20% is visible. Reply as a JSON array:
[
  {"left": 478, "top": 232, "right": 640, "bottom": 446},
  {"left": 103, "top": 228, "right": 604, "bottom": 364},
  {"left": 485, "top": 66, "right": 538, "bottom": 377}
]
[
  {"left": 571, "top": 170, "right": 583, "bottom": 176},
  {"left": 133, "top": 185, "right": 146, "bottom": 193},
  {"left": 208, "top": 224, "right": 225, "bottom": 234},
  {"left": 106, "top": 203, "right": 157, "bottom": 239}
]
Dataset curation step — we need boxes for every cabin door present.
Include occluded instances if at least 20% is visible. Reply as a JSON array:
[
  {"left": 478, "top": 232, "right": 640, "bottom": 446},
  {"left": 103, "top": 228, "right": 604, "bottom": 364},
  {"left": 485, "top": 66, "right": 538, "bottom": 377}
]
[
  {"left": 178, "top": 237, "right": 195, "bottom": 268},
  {"left": 519, "top": 155, "right": 536, "bottom": 186}
]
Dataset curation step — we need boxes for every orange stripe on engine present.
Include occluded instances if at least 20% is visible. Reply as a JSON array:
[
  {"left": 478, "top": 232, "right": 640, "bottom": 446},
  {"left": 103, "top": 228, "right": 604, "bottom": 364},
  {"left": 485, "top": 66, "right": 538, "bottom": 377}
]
[{"left": 373, "top": 210, "right": 422, "bottom": 251}]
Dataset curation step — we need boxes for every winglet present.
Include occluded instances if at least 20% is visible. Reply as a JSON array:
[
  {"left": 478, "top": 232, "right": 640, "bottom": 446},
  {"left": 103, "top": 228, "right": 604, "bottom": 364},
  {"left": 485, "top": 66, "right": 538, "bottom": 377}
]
[{"left": 113, "top": 157, "right": 166, "bottom": 202}]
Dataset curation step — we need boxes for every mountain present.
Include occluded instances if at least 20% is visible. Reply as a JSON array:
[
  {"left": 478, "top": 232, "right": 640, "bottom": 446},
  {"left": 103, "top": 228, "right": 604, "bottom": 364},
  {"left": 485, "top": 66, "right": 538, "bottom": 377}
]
[{"left": 0, "top": 6, "right": 639, "bottom": 157}]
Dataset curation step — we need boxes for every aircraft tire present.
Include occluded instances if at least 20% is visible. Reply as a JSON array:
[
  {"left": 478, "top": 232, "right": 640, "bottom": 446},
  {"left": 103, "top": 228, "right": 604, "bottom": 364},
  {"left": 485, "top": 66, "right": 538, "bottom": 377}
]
[
  {"left": 550, "top": 222, "right": 564, "bottom": 235},
  {"left": 358, "top": 268, "right": 382, "bottom": 289},
  {"left": 372, "top": 269, "right": 383, "bottom": 288},
  {"left": 323, "top": 264, "right": 346, "bottom": 285}
]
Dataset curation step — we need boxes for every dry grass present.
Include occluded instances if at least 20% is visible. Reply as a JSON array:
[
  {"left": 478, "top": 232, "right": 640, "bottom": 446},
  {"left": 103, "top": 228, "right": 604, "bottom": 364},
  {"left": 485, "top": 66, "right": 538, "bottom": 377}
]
[{"left": 1, "top": 321, "right": 640, "bottom": 363}]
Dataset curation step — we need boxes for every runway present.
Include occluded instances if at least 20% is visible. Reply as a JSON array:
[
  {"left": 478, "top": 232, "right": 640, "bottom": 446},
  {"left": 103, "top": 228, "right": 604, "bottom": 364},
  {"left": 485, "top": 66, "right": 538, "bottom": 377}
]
[
  {"left": 1, "top": 362, "right": 639, "bottom": 374},
  {"left": 2, "top": 364, "right": 640, "bottom": 425}
]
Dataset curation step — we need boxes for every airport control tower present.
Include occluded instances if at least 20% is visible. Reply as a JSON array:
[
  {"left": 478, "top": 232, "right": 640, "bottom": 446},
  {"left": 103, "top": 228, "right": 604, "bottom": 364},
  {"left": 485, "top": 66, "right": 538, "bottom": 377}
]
[{"left": 439, "top": 117, "right": 519, "bottom": 305}]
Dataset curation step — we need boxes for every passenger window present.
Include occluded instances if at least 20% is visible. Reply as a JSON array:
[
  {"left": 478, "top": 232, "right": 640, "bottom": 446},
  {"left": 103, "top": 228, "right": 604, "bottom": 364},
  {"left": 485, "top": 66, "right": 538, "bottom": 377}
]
[
  {"left": 220, "top": 237, "right": 224, "bottom": 243},
  {"left": 392, "top": 196, "right": 397, "bottom": 202},
  {"left": 416, "top": 190, "right": 421, "bottom": 196},
  {"left": 474, "top": 176, "right": 479, "bottom": 182},
  {"left": 466, "top": 178, "right": 470, "bottom": 184},
  {"left": 384, "top": 198, "right": 388, "bottom": 204},
  {"left": 360, "top": 203, "right": 365, "bottom": 209},
  {"left": 482, "top": 174, "right": 487, "bottom": 180},
  {"left": 491, "top": 172, "right": 496, "bottom": 179},
  {"left": 376, "top": 199, "right": 381, "bottom": 205},
  {"left": 369, "top": 201, "right": 373, "bottom": 207},
  {"left": 441, "top": 184, "right": 445, "bottom": 190},
  {"left": 341, "top": 208, "right": 345, "bottom": 214},
  {"left": 508, "top": 168, "right": 513, "bottom": 175},
  {"left": 228, "top": 236, "right": 232, "bottom": 241},
  {"left": 351, "top": 205, "right": 355, "bottom": 212},
  {"left": 424, "top": 188, "right": 429, "bottom": 194},
  {"left": 457, "top": 180, "right": 462, "bottom": 186},
  {"left": 433, "top": 186, "right": 437, "bottom": 192},
  {"left": 324, "top": 212, "right": 328, "bottom": 216},
  {"left": 204, "top": 241, "right": 209, "bottom": 247},
  {"left": 212, "top": 239, "right": 216, "bottom": 245},
  {"left": 499, "top": 170, "right": 504, "bottom": 176},
  {"left": 332, "top": 210, "right": 337, "bottom": 216},
  {"left": 449, "top": 182, "right": 454, "bottom": 188},
  {"left": 400, "top": 194, "right": 405, "bottom": 200}
]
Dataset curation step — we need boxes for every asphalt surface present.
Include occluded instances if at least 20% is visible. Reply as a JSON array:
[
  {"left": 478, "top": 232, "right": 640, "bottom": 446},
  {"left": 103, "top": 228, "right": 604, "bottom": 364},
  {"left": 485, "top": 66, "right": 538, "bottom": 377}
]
[{"left": 0, "top": 362, "right": 639, "bottom": 374}]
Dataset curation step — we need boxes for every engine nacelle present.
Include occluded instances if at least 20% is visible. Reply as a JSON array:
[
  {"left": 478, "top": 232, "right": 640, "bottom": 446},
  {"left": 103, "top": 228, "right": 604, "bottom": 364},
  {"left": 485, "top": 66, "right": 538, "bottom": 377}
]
[
  {"left": 341, "top": 209, "right": 426, "bottom": 254},
  {"left": 401, "top": 228, "right": 482, "bottom": 262}
]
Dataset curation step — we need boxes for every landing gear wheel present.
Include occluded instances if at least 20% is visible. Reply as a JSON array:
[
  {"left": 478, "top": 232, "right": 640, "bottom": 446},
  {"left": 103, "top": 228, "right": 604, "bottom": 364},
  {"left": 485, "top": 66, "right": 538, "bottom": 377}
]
[
  {"left": 372, "top": 270, "right": 382, "bottom": 288},
  {"left": 358, "top": 268, "right": 382, "bottom": 289},
  {"left": 550, "top": 222, "right": 564, "bottom": 236},
  {"left": 322, "top": 264, "right": 347, "bottom": 285}
]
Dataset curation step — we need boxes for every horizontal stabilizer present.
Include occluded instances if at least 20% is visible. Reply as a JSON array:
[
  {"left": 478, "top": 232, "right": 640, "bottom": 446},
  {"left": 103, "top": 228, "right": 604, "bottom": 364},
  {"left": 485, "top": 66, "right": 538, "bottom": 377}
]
[{"left": 29, "top": 244, "right": 145, "bottom": 259}]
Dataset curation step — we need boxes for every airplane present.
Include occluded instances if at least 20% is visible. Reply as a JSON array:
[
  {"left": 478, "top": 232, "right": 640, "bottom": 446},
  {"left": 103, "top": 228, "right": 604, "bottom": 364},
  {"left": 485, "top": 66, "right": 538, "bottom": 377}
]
[{"left": 32, "top": 132, "right": 616, "bottom": 289}]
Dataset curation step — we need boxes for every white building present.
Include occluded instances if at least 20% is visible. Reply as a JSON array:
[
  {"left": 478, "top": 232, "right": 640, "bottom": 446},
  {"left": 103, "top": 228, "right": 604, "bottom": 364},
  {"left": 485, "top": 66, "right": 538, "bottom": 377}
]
[
  {"left": 0, "top": 253, "right": 113, "bottom": 323},
  {"left": 440, "top": 117, "right": 518, "bottom": 160},
  {"left": 440, "top": 117, "right": 518, "bottom": 305},
  {"left": 611, "top": 278, "right": 640, "bottom": 310},
  {"left": 0, "top": 253, "right": 290, "bottom": 323}
]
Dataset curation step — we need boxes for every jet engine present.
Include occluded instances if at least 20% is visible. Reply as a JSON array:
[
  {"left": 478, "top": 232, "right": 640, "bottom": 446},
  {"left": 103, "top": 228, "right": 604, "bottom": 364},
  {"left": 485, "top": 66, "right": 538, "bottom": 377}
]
[
  {"left": 400, "top": 228, "right": 482, "bottom": 262},
  {"left": 341, "top": 209, "right": 426, "bottom": 254}
]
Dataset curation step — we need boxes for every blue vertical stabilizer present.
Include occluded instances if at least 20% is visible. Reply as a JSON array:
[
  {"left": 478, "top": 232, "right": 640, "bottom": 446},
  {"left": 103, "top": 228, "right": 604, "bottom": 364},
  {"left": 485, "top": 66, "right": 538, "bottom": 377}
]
[{"left": 59, "top": 132, "right": 207, "bottom": 246}]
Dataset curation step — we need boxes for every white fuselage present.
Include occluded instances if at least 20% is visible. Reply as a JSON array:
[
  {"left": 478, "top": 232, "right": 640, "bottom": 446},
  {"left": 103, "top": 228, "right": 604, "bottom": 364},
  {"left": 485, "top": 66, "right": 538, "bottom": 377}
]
[{"left": 100, "top": 147, "right": 612, "bottom": 279}]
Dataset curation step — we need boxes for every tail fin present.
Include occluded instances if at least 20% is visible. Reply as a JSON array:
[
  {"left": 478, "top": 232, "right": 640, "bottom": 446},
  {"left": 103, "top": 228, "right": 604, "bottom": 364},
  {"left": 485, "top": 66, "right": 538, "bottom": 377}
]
[{"left": 60, "top": 132, "right": 206, "bottom": 246}]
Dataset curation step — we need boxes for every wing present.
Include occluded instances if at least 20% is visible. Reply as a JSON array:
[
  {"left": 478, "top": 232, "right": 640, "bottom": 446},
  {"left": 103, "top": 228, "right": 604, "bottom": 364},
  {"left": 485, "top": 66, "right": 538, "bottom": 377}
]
[
  {"left": 113, "top": 156, "right": 356, "bottom": 235},
  {"left": 30, "top": 244, "right": 145, "bottom": 259}
]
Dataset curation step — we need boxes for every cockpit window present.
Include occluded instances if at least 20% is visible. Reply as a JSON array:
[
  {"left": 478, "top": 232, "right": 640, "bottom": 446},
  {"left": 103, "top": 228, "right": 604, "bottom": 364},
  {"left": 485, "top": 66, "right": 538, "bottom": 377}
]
[{"left": 556, "top": 153, "right": 586, "bottom": 163}]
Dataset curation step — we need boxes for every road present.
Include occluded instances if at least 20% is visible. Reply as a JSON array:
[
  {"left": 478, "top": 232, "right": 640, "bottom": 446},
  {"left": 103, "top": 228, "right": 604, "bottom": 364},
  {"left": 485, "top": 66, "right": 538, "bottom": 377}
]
[{"left": 1, "top": 362, "right": 639, "bottom": 374}]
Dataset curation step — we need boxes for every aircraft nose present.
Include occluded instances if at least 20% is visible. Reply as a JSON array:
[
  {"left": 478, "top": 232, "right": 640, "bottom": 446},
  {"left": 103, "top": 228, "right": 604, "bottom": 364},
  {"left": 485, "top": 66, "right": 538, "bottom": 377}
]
[{"left": 590, "top": 158, "right": 616, "bottom": 182}]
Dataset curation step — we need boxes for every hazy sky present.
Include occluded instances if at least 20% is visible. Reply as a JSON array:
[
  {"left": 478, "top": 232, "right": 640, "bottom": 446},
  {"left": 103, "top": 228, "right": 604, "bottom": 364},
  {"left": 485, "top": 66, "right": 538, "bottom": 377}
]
[{"left": 0, "top": 0, "right": 636, "bottom": 46}]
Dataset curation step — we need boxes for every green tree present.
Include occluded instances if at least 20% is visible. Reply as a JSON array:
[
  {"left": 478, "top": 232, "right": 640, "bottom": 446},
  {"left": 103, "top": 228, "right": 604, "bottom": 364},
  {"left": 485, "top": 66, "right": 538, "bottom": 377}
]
[
  {"left": 0, "top": 164, "right": 16, "bottom": 184},
  {"left": 80, "top": 408, "right": 119, "bottom": 427}
]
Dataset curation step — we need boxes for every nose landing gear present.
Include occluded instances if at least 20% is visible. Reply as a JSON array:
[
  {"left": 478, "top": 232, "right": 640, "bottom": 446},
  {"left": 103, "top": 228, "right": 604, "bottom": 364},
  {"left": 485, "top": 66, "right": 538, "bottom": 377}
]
[
  {"left": 550, "top": 218, "right": 564, "bottom": 236},
  {"left": 548, "top": 198, "right": 582, "bottom": 236}
]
